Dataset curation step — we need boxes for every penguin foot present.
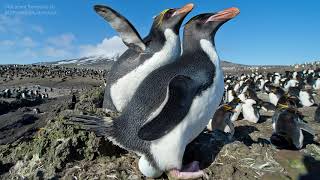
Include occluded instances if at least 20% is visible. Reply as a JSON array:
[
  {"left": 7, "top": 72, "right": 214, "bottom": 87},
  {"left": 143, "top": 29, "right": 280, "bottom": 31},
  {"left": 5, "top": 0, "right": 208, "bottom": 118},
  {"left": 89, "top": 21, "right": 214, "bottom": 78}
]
[
  {"left": 168, "top": 161, "right": 204, "bottom": 179},
  {"left": 168, "top": 169, "right": 204, "bottom": 179}
]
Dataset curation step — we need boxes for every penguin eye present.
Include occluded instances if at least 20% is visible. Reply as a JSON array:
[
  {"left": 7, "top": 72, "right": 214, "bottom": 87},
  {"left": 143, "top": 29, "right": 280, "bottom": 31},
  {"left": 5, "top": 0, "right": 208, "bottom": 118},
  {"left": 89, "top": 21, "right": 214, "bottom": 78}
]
[{"left": 164, "top": 9, "right": 175, "bottom": 19}]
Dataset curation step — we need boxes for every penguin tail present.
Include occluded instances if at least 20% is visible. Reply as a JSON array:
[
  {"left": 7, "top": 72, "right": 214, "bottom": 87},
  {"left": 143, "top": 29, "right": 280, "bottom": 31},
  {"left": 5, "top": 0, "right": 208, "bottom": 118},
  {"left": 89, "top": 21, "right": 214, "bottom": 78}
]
[
  {"left": 69, "top": 115, "right": 114, "bottom": 137},
  {"left": 69, "top": 115, "right": 130, "bottom": 151}
]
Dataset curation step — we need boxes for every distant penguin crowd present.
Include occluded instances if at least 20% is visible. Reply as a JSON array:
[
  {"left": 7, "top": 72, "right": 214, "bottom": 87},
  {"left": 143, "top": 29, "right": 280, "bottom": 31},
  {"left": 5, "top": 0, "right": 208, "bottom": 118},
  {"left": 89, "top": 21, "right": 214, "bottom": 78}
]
[
  {"left": 0, "top": 65, "right": 106, "bottom": 83},
  {"left": 208, "top": 67, "right": 319, "bottom": 150},
  {"left": 0, "top": 87, "right": 49, "bottom": 100},
  {"left": 68, "top": 2, "right": 320, "bottom": 179}
]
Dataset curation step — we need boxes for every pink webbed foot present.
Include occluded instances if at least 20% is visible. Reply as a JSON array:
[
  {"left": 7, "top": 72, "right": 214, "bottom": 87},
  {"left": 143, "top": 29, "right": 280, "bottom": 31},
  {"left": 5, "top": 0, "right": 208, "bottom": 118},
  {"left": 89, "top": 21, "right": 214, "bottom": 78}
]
[{"left": 168, "top": 161, "right": 205, "bottom": 179}]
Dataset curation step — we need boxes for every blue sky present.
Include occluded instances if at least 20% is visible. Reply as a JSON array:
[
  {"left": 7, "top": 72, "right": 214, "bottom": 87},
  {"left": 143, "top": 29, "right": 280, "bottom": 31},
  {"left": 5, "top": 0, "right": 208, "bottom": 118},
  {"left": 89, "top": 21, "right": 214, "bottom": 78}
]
[{"left": 0, "top": 0, "right": 319, "bottom": 65}]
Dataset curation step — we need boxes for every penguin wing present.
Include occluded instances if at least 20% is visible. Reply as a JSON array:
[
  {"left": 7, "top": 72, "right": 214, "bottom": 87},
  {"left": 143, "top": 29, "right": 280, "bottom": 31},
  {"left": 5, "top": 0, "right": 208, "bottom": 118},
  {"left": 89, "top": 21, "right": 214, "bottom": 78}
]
[
  {"left": 94, "top": 5, "right": 146, "bottom": 52},
  {"left": 138, "top": 75, "right": 199, "bottom": 141},
  {"left": 298, "top": 121, "right": 315, "bottom": 135}
]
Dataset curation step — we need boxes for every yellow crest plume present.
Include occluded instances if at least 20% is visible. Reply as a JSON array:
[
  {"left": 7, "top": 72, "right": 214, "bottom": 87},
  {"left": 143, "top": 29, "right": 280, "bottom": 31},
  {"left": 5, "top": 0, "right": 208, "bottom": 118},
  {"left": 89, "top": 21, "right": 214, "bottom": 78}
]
[{"left": 157, "top": 9, "right": 170, "bottom": 26}]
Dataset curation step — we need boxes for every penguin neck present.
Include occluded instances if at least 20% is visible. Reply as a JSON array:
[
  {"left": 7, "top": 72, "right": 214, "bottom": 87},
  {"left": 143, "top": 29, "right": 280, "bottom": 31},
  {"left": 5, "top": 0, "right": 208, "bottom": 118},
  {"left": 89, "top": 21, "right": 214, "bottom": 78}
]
[
  {"left": 183, "top": 37, "right": 219, "bottom": 66},
  {"left": 144, "top": 28, "right": 171, "bottom": 51}
]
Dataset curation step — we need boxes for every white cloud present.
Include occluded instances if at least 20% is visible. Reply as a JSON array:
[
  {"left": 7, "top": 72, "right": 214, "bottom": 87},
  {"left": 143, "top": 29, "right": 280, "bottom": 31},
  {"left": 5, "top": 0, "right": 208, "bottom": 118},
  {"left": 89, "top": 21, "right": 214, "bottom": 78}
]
[
  {"left": 0, "top": 40, "right": 15, "bottom": 46},
  {"left": 21, "top": 36, "right": 37, "bottom": 47},
  {"left": 20, "top": 48, "right": 38, "bottom": 59},
  {"left": 0, "top": 31, "right": 128, "bottom": 64},
  {"left": 43, "top": 46, "right": 72, "bottom": 58},
  {"left": 47, "top": 33, "right": 75, "bottom": 48},
  {"left": 0, "top": 14, "right": 23, "bottom": 34},
  {"left": 79, "top": 36, "right": 127, "bottom": 58}
]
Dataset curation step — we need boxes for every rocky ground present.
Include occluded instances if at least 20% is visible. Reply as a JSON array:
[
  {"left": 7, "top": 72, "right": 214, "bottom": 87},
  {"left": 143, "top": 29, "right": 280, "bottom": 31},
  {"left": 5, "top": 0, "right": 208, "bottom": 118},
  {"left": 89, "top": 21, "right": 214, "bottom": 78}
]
[{"left": 0, "top": 78, "right": 320, "bottom": 180}]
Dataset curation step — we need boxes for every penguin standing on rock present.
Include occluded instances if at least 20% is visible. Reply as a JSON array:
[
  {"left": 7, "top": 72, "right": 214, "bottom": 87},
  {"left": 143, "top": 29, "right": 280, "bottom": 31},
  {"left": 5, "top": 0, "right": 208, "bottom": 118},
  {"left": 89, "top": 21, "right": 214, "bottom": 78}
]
[
  {"left": 208, "top": 104, "right": 235, "bottom": 140},
  {"left": 242, "top": 98, "right": 260, "bottom": 123},
  {"left": 268, "top": 86, "right": 285, "bottom": 106},
  {"left": 72, "top": 7, "right": 240, "bottom": 179},
  {"left": 229, "top": 97, "right": 243, "bottom": 122},
  {"left": 298, "top": 88, "right": 315, "bottom": 107},
  {"left": 97, "top": 3, "right": 194, "bottom": 113},
  {"left": 271, "top": 101, "right": 315, "bottom": 149}
]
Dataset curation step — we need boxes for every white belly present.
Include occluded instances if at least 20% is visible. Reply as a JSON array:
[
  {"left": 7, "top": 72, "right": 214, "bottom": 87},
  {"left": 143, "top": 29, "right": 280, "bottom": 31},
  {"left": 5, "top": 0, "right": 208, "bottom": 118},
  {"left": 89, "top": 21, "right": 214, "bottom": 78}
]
[
  {"left": 242, "top": 105, "right": 259, "bottom": 123},
  {"left": 150, "top": 70, "right": 224, "bottom": 171},
  {"left": 239, "top": 93, "right": 246, "bottom": 102},
  {"left": 231, "top": 104, "right": 242, "bottom": 122},
  {"left": 110, "top": 29, "right": 180, "bottom": 112},
  {"left": 314, "top": 79, "right": 320, "bottom": 89},
  {"left": 269, "top": 93, "right": 279, "bottom": 106},
  {"left": 299, "top": 91, "right": 314, "bottom": 107}
]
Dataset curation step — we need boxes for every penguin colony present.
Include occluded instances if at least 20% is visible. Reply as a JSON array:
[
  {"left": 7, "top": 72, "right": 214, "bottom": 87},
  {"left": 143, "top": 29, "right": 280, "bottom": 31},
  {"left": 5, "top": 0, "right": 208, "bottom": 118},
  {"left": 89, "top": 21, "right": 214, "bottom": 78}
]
[
  {"left": 0, "top": 65, "right": 105, "bottom": 99},
  {"left": 215, "top": 68, "right": 319, "bottom": 150},
  {"left": 69, "top": 3, "right": 320, "bottom": 179},
  {"left": 0, "top": 65, "right": 105, "bottom": 83}
]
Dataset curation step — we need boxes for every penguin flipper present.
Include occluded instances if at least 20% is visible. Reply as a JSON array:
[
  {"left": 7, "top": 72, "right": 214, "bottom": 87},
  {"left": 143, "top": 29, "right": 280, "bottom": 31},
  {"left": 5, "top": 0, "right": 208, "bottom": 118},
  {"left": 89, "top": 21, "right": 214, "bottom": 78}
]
[
  {"left": 94, "top": 5, "right": 146, "bottom": 52},
  {"left": 298, "top": 122, "right": 315, "bottom": 136},
  {"left": 69, "top": 115, "right": 112, "bottom": 137},
  {"left": 138, "top": 75, "right": 198, "bottom": 141}
]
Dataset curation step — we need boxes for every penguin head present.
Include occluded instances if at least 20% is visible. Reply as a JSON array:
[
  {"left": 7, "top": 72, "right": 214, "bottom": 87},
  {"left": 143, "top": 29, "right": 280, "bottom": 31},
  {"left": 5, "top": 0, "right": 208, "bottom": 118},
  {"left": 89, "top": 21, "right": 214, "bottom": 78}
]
[
  {"left": 184, "top": 7, "right": 240, "bottom": 41},
  {"left": 152, "top": 3, "right": 194, "bottom": 34},
  {"left": 277, "top": 95, "right": 298, "bottom": 109}
]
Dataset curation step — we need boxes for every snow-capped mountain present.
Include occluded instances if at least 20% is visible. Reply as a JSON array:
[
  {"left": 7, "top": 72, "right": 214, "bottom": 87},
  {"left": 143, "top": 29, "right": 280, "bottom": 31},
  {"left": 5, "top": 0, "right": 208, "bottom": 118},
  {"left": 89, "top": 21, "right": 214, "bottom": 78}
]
[{"left": 35, "top": 55, "right": 120, "bottom": 70}]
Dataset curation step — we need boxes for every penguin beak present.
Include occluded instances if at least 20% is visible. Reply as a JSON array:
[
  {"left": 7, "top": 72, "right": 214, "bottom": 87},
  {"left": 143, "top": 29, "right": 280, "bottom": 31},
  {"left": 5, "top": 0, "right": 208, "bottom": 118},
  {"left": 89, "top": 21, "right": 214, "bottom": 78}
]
[
  {"left": 173, "top": 3, "right": 194, "bottom": 16},
  {"left": 206, "top": 7, "right": 240, "bottom": 23}
]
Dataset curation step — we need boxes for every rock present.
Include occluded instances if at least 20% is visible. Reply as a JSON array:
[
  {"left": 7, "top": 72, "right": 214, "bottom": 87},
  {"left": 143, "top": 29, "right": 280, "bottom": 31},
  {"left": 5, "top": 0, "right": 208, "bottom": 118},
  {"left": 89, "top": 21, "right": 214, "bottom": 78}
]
[
  {"left": 261, "top": 173, "right": 289, "bottom": 180},
  {"left": 75, "top": 88, "right": 104, "bottom": 114},
  {"left": 0, "top": 112, "right": 125, "bottom": 179},
  {"left": 274, "top": 150, "right": 307, "bottom": 179}
]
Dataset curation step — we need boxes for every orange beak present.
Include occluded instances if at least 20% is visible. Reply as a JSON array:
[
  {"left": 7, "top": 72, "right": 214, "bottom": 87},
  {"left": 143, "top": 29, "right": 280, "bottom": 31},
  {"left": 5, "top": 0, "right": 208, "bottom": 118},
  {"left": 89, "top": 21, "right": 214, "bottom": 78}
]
[
  {"left": 174, "top": 3, "right": 194, "bottom": 16},
  {"left": 206, "top": 7, "right": 240, "bottom": 22}
]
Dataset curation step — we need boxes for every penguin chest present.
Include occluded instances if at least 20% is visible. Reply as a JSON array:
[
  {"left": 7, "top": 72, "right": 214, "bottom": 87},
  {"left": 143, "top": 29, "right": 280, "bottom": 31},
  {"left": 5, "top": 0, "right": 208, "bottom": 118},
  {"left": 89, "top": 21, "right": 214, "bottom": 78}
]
[
  {"left": 234, "top": 83, "right": 240, "bottom": 92},
  {"left": 149, "top": 72, "right": 224, "bottom": 171},
  {"left": 110, "top": 29, "right": 180, "bottom": 112},
  {"left": 231, "top": 104, "right": 242, "bottom": 122},
  {"left": 259, "top": 81, "right": 265, "bottom": 90},
  {"left": 314, "top": 79, "right": 320, "bottom": 89},
  {"left": 299, "top": 91, "right": 314, "bottom": 107},
  {"left": 227, "top": 91, "right": 234, "bottom": 103},
  {"left": 239, "top": 93, "right": 246, "bottom": 102},
  {"left": 269, "top": 93, "right": 279, "bottom": 106},
  {"left": 184, "top": 73, "right": 224, "bottom": 142},
  {"left": 242, "top": 104, "right": 259, "bottom": 123}
]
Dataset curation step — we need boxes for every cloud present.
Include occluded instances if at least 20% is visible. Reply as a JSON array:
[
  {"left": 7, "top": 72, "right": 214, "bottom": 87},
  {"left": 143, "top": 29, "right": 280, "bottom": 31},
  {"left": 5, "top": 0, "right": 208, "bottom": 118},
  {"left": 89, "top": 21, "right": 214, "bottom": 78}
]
[
  {"left": 0, "top": 14, "right": 23, "bottom": 34},
  {"left": 20, "top": 48, "right": 38, "bottom": 59},
  {"left": 43, "top": 46, "right": 72, "bottom": 58},
  {"left": 79, "top": 36, "right": 127, "bottom": 57},
  {"left": 47, "top": 33, "right": 75, "bottom": 48},
  {"left": 0, "top": 31, "right": 128, "bottom": 64},
  {"left": 21, "top": 36, "right": 37, "bottom": 47},
  {"left": 0, "top": 40, "right": 15, "bottom": 46}
]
